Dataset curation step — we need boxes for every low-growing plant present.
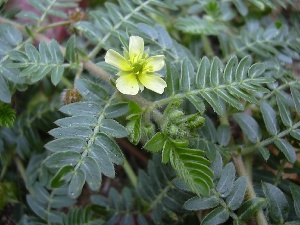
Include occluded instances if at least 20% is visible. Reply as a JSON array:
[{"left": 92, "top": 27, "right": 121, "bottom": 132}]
[{"left": 0, "top": 0, "right": 299, "bottom": 224}]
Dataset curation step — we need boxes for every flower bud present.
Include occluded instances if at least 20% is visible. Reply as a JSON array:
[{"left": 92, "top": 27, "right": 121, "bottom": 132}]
[{"left": 61, "top": 88, "right": 82, "bottom": 105}]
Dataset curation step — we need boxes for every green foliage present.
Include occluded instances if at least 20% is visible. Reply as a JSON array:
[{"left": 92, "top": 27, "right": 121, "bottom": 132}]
[
  {"left": 63, "top": 206, "right": 104, "bottom": 225},
  {"left": 0, "top": 23, "right": 25, "bottom": 103},
  {"left": 184, "top": 153, "right": 264, "bottom": 225},
  {"left": 0, "top": 0, "right": 300, "bottom": 225},
  {"left": 0, "top": 102, "right": 15, "bottom": 127},
  {"left": 44, "top": 78, "right": 128, "bottom": 198},
  {"left": 9, "top": 41, "right": 65, "bottom": 85},
  {"left": 17, "top": 0, "right": 80, "bottom": 23},
  {"left": 163, "top": 55, "right": 274, "bottom": 115}
]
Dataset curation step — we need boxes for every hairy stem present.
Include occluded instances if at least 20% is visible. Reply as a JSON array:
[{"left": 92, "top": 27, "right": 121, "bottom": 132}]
[
  {"left": 233, "top": 156, "right": 268, "bottom": 225},
  {"left": 123, "top": 158, "right": 137, "bottom": 188},
  {"left": 201, "top": 35, "right": 214, "bottom": 57},
  {"left": 36, "top": 20, "right": 72, "bottom": 33}
]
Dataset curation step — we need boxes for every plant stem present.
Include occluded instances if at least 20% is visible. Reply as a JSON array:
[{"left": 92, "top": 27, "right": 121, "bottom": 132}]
[
  {"left": 201, "top": 35, "right": 214, "bottom": 57},
  {"left": 14, "top": 157, "right": 26, "bottom": 183},
  {"left": 36, "top": 20, "right": 72, "bottom": 33},
  {"left": 123, "top": 158, "right": 137, "bottom": 187},
  {"left": 233, "top": 156, "right": 268, "bottom": 225}
]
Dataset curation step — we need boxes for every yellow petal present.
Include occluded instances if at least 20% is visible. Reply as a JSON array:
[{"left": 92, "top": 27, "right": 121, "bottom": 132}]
[
  {"left": 139, "top": 73, "right": 167, "bottom": 94},
  {"left": 105, "top": 49, "right": 132, "bottom": 71},
  {"left": 145, "top": 55, "right": 165, "bottom": 72},
  {"left": 116, "top": 73, "right": 139, "bottom": 95},
  {"left": 129, "top": 36, "right": 144, "bottom": 63}
]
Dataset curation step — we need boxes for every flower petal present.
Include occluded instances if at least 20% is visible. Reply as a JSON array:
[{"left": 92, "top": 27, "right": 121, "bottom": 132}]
[
  {"left": 105, "top": 49, "right": 131, "bottom": 71},
  {"left": 129, "top": 36, "right": 144, "bottom": 63},
  {"left": 139, "top": 73, "right": 167, "bottom": 94},
  {"left": 116, "top": 73, "right": 139, "bottom": 95},
  {"left": 145, "top": 55, "right": 165, "bottom": 72}
]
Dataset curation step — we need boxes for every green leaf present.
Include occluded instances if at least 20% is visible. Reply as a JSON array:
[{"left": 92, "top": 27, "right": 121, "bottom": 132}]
[
  {"left": 32, "top": 182, "right": 50, "bottom": 204},
  {"left": 248, "top": 63, "right": 266, "bottom": 78},
  {"left": 95, "top": 133, "right": 124, "bottom": 165},
  {"left": 202, "top": 207, "right": 230, "bottom": 225},
  {"left": 49, "top": 126, "right": 92, "bottom": 139},
  {"left": 233, "top": 0, "right": 248, "bottom": 16},
  {"left": 233, "top": 220, "right": 247, "bottom": 225},
  {"left": 217, "top": 125, "right": 231, "bottom": 146},
  {"left": 126, "top": 117, "right": 141, "bottom": 145},
  {"left": 45, "top": 137, "right": 86, "bottom": 153},
  {"left": 30, "top": 66, "right": 52, "bottom": 83},
  {"left": 260, "top": 101, "right": 279, "bottom": 135},
  {"left": 180, "top": 58, "right": 194, "bottom": 92},
  {"left": 262, "top": 182, "right": 289, "bottom": 223},
  {"left": 210, "top": 152, "right": 223, "bottom": 179},
  {"left": 274, "top": 138, "right": 296, "bottom": 163},
  {"left": 0, "top": 103, "right": 16, "bottom": 127},
  {"left": 17, "top": 11, "right": 39, "bottom": 21},
  {"left": 226, "top": 176, "right": 247, "bottom": 210},
  {"left": 227, "top": 86, "right": 259, "bottom": 104},
  {"left": 49, "top": 40, "right": 63, "bottom": 63},
  {"left": 60, "top": 102, "right": 103, "bottom": 117},
  {"left": 75, "top": 78, "right": 108, "bottom": 101},
  {"left": 74, "top": 21, "right": 102, "bottom": 43},
  {"left": 156, "top": 25, "right": 173, "bottom": 49},
  {"left": 89, "top": 144, "right": 115, "bottom": 178},
  {"left": 51, "top": 165, "right": 74, "bottom": 188},
  {"left": 210, "top": 57, "right": 223, "bottom": 87},
  {"left": 237, "top": 198, "right": 266, "bottom": 221},
  {"left": 26, "top": 195, "right": 47, "bottom": 220},
  {"left": 80, "top": 156, "right": 102, "bottom": 191},
  {"left": 128, "top": 101, "right": 143, "bottom": 115},
  {"left": 174, "top": 17, "right": 225, "bottom": 35},
  {"left": 224, "top": 55, "right": 238, "bottom": 84},
  {"left": 290, "top": 129, "right": 300, "bottom": 141},
  {"left": 171, "top": 147, "right": 213, "bottom": 196},
  {"left": 196, "top": 56, "right": 210, "bottom": 89},
  {"left": 29, "top": 0, "right": 46, "bottom": 11},
  {"left": 51, "top": 195, "right": 75, "bottom": 208},
  {"left": 66, "top": 35, "right": 76, "bottom": 63},
  {"left": 186, "top": 94, "right": 205, "bottom": 114},
  {"left": 162, "top": 140, "right": 172, "bottom": 163},
  {"left": 165, "top": 60, "right": 179, "bottom": 95},
  {"left": 184, "top": 196, "right": 219, "bottom": 210},
  {"left": 51, "top": 65, "right": 64, "bottom": 85},
  {"left": 216, "top": 163, "right": 236, "bottom": 197},
  {"left": 144, "top": 132, "right": 166, "bottom": 153},
  {"left": 55, "top": 115, "right": 96, "bottom": 128},
  {"left": 200, "top": 91, "right": 224, "bottom": 115},
  {"left": 0, "top": 75, "right": 11, "bottom": 103},
  {"left": 0, "top": 24, "right": 22, "bottom": 45},
  {"left": 214, "top": 89, "right": 244, "bottom": 110},
  {"left": 9, "top": 50, "right": 29, "bottom": 62},
  {"left": 291, "top": 87, "right": 300, "bottom": 115},
  {"left": 39, "top": 41, "right": 52, "bottom": 63},
  {"left": 104, "top": 103, "right": 128, "bottom": 119},
  {"left": 233, "top": 113, "right": 261, "bottom": 143},
  {"left": 258, "top": 147, "right": 270, "bottom": 161},
  {"left": 19, "top": 64, "right": 40, "bottom": 77},
  {"left": 276, "top": 94, "right": 293, "bottom": 127},
  {"left": 235, "top": 55, "right": 252, "bottom": 81},
  {"left": 44, "top": 151, "right": 81, "bottom": 169},
  {"left": 290, "top": 183, "right": 300, "bottom": 218},
  {"left": 201, "top": 116, "right": 217, "bottom": 142},
  {"left": 68, "top": 169, "right": 86, "bottom": 198},
  {"left": 100, "top": 119, "right": 128, "bottom": 138},
  {"left": 25, "top": 43, "right": 40, "bottom": 62}
]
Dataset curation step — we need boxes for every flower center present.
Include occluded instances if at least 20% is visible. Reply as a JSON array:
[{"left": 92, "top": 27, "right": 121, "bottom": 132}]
[{"left": 132, "top": 63, "right": 143, "bottom": 74}]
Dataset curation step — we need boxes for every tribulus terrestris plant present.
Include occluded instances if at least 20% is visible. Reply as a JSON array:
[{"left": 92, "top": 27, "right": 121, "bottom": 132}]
[{"left": 0, "top": 0, "right": 300, "bottom": 224}]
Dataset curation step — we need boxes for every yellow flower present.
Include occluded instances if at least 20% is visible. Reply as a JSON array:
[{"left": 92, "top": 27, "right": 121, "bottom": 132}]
[{"left": 105, "top": 36, "right": 167, "bottom": 95}]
